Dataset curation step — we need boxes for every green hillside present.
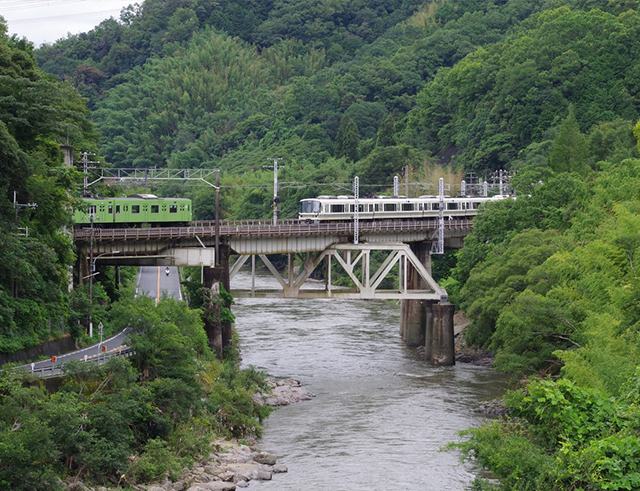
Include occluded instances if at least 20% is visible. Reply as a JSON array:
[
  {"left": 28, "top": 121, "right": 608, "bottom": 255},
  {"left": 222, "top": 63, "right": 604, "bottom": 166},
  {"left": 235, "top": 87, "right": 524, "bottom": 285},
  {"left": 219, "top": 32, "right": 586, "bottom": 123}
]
[
  {"left": 9, "top": 0, "right": 640, "bottom": 487},
  {"left": 0, "top": 20, "right": 95, "bottom": 352}
]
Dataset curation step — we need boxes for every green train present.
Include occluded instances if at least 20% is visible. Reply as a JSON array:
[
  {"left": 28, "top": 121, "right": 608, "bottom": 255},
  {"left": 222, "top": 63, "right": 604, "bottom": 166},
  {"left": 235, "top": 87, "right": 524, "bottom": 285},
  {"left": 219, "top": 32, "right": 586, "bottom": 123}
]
[{"left": 73, "top": 194, "right": 193, "bottom": 226}]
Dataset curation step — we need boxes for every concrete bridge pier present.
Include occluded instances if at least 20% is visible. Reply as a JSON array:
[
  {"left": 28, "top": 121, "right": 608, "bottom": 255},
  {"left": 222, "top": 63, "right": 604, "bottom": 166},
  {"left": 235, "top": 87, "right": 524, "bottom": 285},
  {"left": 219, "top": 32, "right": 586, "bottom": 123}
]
[
  {"left": 400, "top": 242, "right": 431, "bottom": 347},
  {"left": 75, "top": 248, "right": 90, "bottom": 286},
  {"left": 202, "top": 244, "right": 232, "bottom": 357},
  {"left": 424, "top": 302, "right": 455, "bottom": 366}
]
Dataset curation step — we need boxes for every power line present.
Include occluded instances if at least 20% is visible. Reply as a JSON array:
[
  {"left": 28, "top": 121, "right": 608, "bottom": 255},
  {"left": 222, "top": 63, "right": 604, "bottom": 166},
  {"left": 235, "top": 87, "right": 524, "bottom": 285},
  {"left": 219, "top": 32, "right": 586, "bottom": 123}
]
[
  {"left": 0, "top": 0, "right": 120, "bottom": 11},
  {"left": 7, "top": 9, "right": 122, "bottom": 24}
]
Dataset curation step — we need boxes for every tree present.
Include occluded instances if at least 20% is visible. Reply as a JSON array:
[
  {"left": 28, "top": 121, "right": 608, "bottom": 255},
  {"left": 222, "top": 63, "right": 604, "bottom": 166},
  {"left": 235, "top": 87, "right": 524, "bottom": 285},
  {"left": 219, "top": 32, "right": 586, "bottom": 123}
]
[
  {"left": 376, "top": 114, "right": 396, "bottom": 147},
  {"left": 549, "top": 105, "right": 589, "bottom": 173},
  {"left": 335, "top": 115, "right": 360, "bottom": 161}
]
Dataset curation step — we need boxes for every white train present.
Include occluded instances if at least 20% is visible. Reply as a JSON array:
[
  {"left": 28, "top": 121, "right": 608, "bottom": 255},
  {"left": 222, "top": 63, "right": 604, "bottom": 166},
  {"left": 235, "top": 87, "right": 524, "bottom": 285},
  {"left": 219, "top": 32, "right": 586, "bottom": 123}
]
[{"left": 298, "top": 195, "right": 508, "bottom": 221}]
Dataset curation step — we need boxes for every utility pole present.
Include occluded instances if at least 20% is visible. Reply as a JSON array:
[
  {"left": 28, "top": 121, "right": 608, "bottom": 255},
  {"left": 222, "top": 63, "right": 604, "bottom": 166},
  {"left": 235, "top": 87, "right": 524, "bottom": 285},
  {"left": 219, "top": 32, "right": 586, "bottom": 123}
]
[
  {"left": 13, "top": 191, "right": 37, "bottom": 221},
  {"left": 403, "top": 165, "right": 410, "bottom": 197},
  {"left": 81, "top": 152, "right": 99, "bottom": 197},
  {"left": 13, "top": 191, "right": 37, "bottom": 239},
  {"left": 214, "top": 170, "right": 221, "bottom": 266},
  {"left": 435, "top": 177, "right": 445, "bottom": 255},
  {"left": 273, "top": 158, "right": 280, "bottom": 225},
  {"left": 89, "top": 211, "right": 94, "bottom": 337},
  {"left": 393, "top": 175, "right": 399, "bottom": 198},
  {"left": 353, "top": 176, "right": 360, "bottom": 245},
  {"left": 263, "top": 159, "right": 282, "bottom": 225}
]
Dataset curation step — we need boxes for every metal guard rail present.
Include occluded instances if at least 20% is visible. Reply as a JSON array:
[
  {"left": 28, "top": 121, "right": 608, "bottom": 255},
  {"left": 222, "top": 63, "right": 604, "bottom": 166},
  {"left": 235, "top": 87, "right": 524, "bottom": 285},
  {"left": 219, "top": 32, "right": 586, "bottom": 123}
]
[
  {"left": 74, "top": 219, "right": 474, "bottom": 242},
  {"left": 24, "top": 347, "right": 135, "bottom": 379}
]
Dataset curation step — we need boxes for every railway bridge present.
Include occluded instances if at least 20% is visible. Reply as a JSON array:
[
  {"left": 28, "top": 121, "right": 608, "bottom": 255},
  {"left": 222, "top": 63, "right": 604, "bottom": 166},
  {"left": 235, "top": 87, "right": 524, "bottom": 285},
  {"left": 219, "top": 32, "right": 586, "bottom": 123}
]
[{"left": 73, "top": 218, "right": 475, "bottom": 366}]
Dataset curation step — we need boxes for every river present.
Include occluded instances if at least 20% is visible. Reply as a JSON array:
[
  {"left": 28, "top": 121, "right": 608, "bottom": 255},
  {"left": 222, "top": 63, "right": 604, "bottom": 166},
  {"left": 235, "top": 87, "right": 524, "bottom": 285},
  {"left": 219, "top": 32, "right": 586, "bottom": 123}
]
[{"left": 233, "top": 272, "right": 506, "bottom": 490}]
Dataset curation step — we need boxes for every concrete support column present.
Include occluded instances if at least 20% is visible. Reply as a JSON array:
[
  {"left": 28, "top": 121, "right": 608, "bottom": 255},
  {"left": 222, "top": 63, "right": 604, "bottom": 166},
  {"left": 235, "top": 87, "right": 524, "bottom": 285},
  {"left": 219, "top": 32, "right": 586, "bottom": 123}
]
[
  {"left": 400, "top": 242, "right": 431, "bottom": 347},
  {"left": 425, "top": 302, "right": 455, "bottom": 366},
  {"left": 76, "top": 248, "right": 90, "bottom": 286},
  {"left": 423, "top": 301, "right": 435, "bottom": 362},
  {"left": 203, "top": 244, "right": 232, "bottom": 357}
]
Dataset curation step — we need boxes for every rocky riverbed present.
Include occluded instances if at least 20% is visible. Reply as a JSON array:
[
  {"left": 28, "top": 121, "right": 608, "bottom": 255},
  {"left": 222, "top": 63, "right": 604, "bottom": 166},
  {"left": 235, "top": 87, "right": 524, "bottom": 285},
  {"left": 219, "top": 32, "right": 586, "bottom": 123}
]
[
  {"left": 253, "top": 376, "right": 315, "bottom": 406},
  {"left": 65, "top": 378, "right": 313, "bottom": 491}
]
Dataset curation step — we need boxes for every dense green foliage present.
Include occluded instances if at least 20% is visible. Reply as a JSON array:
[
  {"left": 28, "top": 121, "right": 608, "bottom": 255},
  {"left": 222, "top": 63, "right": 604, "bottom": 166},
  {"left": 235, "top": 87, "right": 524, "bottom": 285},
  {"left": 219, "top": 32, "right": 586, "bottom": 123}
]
[
  {"left": 0, "top": 298, "right": 269, "bottom": 489},
  {"left": 407, "top": 5, "right": 640, "bottom": 170},
  {"left": 36, "top": 0, "right": 427, "bottom": 101},
  {"left": 0, "top": 20, "right": 95, "bottom": 353},
  {"left": 34, "top": 0, "right": 640, "bottom": 218},
  {"left": 37, "top": 0, "right": 556, "bottom": 216},
  {"left": 447, "top": 116, "right": 640, "bottom": 491},
  {"left": 11, "top": 0, "right": 640, "bottom": 488}
]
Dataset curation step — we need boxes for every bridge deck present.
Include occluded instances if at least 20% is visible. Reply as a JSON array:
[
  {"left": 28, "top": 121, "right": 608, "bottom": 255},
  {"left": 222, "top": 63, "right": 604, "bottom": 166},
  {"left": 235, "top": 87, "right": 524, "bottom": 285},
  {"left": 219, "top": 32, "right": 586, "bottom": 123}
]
[{"left": 74, "top": 218, "right": 473, "bottom": 242}]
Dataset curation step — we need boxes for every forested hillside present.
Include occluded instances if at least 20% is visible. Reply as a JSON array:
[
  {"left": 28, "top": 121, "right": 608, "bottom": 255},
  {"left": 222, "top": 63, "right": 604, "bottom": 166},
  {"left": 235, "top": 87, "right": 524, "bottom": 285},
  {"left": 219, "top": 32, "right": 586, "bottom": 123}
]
[
  {"left": 18, "top": 0, "right": 640, "bottom": 487},
  {"left": 0, "top": 20, "right": 95, "bottom": 352},
  {"left": 37, "top": 1, "right": 640, "bottom": 209}
]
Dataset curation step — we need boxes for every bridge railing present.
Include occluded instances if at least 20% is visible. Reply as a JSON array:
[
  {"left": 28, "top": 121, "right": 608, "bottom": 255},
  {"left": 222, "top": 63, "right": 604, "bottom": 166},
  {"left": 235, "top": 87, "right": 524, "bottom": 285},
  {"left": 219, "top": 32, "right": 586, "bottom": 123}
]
[{"left": 73, "top": 218, "right": 474, "bottom": 242}]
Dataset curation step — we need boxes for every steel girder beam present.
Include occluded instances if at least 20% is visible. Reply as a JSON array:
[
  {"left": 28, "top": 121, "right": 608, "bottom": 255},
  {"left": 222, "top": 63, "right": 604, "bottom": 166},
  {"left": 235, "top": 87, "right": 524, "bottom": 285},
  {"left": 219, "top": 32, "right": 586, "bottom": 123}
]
[{"left": 230, "top": 242, "right": 447, "bottom": 301}]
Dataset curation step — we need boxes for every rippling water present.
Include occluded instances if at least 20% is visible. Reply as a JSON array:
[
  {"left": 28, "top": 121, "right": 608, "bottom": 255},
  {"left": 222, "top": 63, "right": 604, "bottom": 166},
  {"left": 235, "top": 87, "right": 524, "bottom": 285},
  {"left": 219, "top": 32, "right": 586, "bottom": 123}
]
[{"left": 233, "top": 272, "right": 506, "bottom": 491}]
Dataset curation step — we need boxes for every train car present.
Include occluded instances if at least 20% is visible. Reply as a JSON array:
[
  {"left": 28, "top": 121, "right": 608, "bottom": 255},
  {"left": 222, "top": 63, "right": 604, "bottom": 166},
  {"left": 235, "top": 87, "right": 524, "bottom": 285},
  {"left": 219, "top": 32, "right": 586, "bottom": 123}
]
[
  {"left": 298, "top": 195, "right": 508, "bottom": 221},
  {"left": 73, "top": 194, "right": 192, "bottom": 226}
]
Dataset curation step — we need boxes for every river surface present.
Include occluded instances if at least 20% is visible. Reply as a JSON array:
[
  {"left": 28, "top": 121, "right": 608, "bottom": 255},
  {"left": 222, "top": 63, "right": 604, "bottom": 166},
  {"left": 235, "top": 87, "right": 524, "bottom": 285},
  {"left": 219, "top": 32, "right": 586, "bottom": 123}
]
[{"left": 234, "top": 272, "right": 506, "bottom": 491}]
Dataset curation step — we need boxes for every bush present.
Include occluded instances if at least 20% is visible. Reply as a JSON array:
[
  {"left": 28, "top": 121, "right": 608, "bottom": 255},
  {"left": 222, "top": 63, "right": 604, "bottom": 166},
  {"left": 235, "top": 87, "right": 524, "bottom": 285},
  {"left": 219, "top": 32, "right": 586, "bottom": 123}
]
[{"left": 127, "top": 439, "right": 182, "bottom": 483}]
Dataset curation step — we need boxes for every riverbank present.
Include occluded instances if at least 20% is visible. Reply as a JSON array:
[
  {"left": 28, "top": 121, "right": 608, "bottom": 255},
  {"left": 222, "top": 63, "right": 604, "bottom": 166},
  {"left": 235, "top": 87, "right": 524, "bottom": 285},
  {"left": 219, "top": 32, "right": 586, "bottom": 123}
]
[{"left": 72, "top": 377, "right": 314, "bottom": 491}]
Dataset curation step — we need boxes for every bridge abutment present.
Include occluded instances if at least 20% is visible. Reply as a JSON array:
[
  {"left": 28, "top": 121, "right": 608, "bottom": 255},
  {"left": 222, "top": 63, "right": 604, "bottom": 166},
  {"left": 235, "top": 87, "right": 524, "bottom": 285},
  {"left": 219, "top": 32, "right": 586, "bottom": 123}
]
[{"left": 400, "top": 242, "right": 431, "bottom": 347}]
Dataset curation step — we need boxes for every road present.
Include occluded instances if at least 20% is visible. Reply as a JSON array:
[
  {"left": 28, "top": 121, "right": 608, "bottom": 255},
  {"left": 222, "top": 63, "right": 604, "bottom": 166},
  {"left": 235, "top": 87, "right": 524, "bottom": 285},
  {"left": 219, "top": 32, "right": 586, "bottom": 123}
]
[
  {"left": 136, "top": 266, "right": 182, "bottom": 302},
  {"left": 23, "top": 328, "right": 131, "bottom": 377},
  {"left": 20, "top": 267, "right": 183, "bottom": 377}
]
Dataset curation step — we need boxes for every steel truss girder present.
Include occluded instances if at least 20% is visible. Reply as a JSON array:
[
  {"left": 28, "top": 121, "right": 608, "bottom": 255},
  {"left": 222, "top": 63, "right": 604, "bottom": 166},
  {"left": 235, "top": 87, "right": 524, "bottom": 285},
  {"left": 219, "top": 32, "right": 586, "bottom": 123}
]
[{"left": 230, "top": 243, "right": 447, "bottom": 301}]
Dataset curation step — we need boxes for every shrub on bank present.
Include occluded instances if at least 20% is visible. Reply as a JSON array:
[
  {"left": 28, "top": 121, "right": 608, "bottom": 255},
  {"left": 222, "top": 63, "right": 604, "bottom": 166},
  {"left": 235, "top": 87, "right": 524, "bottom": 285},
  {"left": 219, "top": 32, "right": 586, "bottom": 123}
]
[{"left": 0, "top": 297, "right": 269, "bottom": 489}]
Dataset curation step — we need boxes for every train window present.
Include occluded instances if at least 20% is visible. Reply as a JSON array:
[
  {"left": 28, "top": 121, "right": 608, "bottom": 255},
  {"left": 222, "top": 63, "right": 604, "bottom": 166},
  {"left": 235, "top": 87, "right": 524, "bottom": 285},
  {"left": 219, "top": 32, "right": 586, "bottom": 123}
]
[
  {"left": 472, "top": 202, "right": 480, "bottom": 209},
  {"left": 447, "top": 202, "right": 459, "bottom": 210},
  {"left": 349, "top": 205, "right": 354, "bottom": 213},
  {"left": 402, "top": 203, "right": 413, "bottom": 211},
  {"left": 88, "top": 205, "right": 96, "bottom": 216},
  {"left": 169, "top": 205, "right": 178, "bottom": 213},
  {"left": 108, "top": 206, "right": 113, "bottom": 214},
  {"left": 151, "top": 205, "right": 159, "bottom": 213},
  {"left": 115, "top": 205, "right": 120, "bottom": 213},
  {"left": 331, "top": 204, "right": 345, "bottom": 213},
  {"left": 384, "top": 203, "right": 396, "bottom": 212},
  {"left": 132, "top": 205, "right": 140, "bottom": 214},
  {"left": 375, "top": 204, "right": 381, "bottom": 212}
]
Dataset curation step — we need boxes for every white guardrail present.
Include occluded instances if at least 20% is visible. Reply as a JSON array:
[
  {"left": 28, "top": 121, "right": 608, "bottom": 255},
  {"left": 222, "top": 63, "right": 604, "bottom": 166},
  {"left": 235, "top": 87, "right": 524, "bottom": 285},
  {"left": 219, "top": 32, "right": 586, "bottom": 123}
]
[
  {"left": 25, "top": 347, "right": 135, "bottom": 379},
  {"left": 12, "top": 328, "right": 134, "bottom": 379}
]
